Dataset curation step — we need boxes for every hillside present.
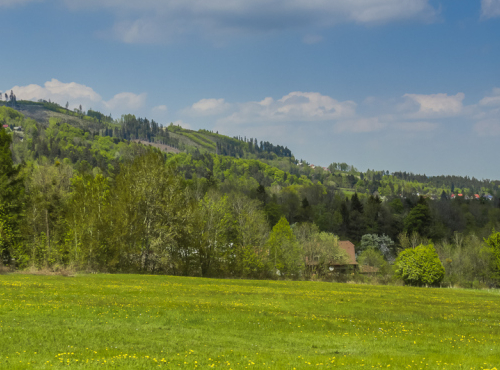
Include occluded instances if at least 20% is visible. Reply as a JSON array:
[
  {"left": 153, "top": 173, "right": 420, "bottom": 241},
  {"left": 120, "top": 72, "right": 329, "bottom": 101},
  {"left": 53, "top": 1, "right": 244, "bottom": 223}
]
[
  {"left": 3, "top": 100, "right": 499, "bottom": 198},
  {"left": 1, "top": 101, "right": 500, "bottom": 288}
]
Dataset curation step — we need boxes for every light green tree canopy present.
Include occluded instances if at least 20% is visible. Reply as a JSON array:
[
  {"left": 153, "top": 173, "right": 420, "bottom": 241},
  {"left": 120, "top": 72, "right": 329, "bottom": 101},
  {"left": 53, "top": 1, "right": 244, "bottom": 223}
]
[{"left": 395, "top": 243, "right": 445, "bottom": 286}]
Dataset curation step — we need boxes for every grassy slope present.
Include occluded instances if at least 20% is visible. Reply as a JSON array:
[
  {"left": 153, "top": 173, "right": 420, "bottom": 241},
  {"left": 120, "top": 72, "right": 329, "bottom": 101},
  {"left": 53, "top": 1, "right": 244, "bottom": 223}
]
[{"left": 0, "top": 274, "right": 499, "bottom": 369}]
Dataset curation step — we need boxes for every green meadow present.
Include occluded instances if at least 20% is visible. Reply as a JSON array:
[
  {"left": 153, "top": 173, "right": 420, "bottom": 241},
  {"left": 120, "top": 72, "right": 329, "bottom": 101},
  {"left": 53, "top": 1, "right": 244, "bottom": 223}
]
[{"left": 0, "top": 274, "right": 499, "bottom": 369}]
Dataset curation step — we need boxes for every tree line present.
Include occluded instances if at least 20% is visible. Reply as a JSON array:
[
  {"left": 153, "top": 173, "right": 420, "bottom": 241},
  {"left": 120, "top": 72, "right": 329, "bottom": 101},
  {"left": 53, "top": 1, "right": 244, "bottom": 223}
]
[{"left": 1, "top": 105, "right": 500, "bottom": 287}]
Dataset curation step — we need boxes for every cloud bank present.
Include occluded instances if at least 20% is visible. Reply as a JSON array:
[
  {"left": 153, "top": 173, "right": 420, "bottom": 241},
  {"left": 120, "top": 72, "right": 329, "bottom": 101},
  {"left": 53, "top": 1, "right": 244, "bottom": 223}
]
[
  {"left": 7, "top": 79, "right": 146, "bottom": 116},
  {"left": 184, "top": 89, "right": 500, "bottom": 137}
]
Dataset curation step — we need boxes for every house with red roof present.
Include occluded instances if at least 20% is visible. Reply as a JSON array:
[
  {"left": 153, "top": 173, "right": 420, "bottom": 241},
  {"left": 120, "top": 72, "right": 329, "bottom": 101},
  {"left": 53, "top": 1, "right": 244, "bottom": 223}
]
[{"left": 305, "top": 240, "right": 358, "bottom": 273}]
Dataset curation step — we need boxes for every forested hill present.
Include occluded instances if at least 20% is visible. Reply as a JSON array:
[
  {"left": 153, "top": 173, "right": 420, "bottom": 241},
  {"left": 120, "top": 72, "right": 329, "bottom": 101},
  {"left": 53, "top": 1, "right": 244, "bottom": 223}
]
[
  {"left": 3, "top": 100, "right": 498, "bottom": 199},
  {"left": 2, "top": 100, "right": 500, "bottom": 286},
  {"left": 6, "top": 100, "right": 292, "bottom": 160}
]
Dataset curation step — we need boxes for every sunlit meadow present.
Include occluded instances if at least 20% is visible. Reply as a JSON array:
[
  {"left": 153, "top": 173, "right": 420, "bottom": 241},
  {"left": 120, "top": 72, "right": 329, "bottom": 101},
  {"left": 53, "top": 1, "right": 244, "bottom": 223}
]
[{"left": 0, "top": 274, "right": 499, "bottom": 369}]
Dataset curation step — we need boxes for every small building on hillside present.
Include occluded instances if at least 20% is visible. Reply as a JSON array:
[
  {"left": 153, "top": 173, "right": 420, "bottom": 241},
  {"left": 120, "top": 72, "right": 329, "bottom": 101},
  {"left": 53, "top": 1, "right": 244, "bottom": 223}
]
[
  {"left": 338, "top": 241, "right": 357, "bottom": 264},
  {"left": 305, "top": 240, "right": 358, "bottom": 273},
  {"left": 333, "top": 241, "right": 358, "bottom": 272}
]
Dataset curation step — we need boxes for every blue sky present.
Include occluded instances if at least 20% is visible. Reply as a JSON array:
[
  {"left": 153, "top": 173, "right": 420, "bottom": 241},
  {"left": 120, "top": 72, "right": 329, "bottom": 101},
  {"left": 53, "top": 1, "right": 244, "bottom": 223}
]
[{"left": 1, "top": 0, "right": 499, "bottom": 179}]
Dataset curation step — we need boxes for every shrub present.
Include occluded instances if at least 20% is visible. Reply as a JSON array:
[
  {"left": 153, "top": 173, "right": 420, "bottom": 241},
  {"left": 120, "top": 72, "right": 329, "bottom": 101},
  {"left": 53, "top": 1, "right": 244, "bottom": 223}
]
[
  {"left": 484, "top": 230, "right": 500, "bottom": 286},
  {"left": 395, "top": 243, "right": 445, "bottom": 286},
  {"left": 358, "top": 248, "right": 389, "bottom": 273}
]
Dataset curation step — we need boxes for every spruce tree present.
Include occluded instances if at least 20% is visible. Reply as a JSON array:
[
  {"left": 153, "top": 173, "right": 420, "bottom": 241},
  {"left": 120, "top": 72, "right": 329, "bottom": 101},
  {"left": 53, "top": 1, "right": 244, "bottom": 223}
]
[{"left": 0, "top": 127, "right": 24, "bottom": 264}]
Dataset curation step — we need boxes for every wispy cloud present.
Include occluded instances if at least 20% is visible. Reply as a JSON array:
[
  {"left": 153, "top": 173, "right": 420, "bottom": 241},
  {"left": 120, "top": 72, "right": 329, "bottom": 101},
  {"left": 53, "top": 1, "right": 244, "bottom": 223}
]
[
  {"left": 0, "top": 0, "right": 40, "bottom": 7},
  {"left": 481, "top": 0, "right": 500, "bottom": 19},
  {"left": 104, "top": 92, "right": 147, "bottom": 112},
  {"left": 184, "top": 98, "right": 230, "bottom": 117},
  {"left": 218, "top": 91, "right": 356, "bottom": 124},
  {"left": 479, "top": 87, "right": 500, "bottom": 106},
  {"left": 59, "top": 0, "right": 438, "bottom": 44},
  {"left": 185, "top": 89, "right": 500, "bottom": 138},
  {"left": 403, "top": 93, "right": 464, "bottom": 118}
]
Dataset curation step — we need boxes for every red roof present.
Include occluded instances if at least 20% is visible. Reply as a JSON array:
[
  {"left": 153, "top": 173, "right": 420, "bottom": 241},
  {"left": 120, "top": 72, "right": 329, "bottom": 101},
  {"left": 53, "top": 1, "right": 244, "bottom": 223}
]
[
  {"left": 336, "top": 241, "right": 358, "bottom": 265},
  {"left": 305, "top": 240, "right": 358, "bottom": 266},
  {"left": 2, "top": 125, "right": 8, "bottom": 128}
]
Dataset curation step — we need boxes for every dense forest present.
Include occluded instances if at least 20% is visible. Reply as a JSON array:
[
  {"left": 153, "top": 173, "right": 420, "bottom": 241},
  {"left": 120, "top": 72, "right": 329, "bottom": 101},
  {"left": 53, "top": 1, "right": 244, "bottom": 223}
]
[{"left": 1, "top": 101, "right": 500, "bottom": 287}]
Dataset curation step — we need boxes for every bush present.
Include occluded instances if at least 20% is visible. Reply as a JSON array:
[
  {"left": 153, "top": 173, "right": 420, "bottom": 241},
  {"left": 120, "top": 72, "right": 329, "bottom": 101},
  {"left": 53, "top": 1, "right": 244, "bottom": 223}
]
[
  {"left": 395, "top": 243, "right": 445, "bottom": 286},
  {"left": 484, "top": 231, "right": 500, "bottom": 285},
  {"left": 358, "top": 248, "right": 389, "bottom": 274}
]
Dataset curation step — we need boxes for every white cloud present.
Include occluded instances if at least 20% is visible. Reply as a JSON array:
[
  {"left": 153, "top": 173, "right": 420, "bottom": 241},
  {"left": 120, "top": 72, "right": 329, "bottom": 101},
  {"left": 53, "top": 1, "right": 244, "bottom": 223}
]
[
  {"left": 219, "top": 91, "right": 356, "bottom": 124},
  {"left": 7, "top": 79, "right": 146, "bottom": 115},
  {"left": 403, "top": 92, "right": 464, "bottom": 118},
  {"left": 104, "top": 92, "right": 147, "bottom": 111},
  {"left": 479, "top": 87, "right": 500, "bottom": 106},
  {"left": 9, "top": 79, "right": 102, "bottom": 109},
  {"left": 153, "top": 104, "right": 168, "bottom": 112},
  {"left": 481, "top": 0, "right": 500, "bottom": 19},
  {"left": 184, "top": 89, "right": 500, "bottom": 139},
  {"left": 61, "top": 0, "right": 437, "bottom": 43},
  {"left": 186, "top": 98, "right": 230, "bottom": 116}
]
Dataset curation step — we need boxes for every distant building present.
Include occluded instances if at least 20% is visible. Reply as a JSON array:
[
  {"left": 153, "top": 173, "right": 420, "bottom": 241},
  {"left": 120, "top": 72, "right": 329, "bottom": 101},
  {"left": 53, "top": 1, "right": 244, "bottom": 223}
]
[
  {"left": 305, "top": 240, "right": 358, "bottom": 273},
  {"left": 337, "top": 241, "right": 357, "bottom": 265}
]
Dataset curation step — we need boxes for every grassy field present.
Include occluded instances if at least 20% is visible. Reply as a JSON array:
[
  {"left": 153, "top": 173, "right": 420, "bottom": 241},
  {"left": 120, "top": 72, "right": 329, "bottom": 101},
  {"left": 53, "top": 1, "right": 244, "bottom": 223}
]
[{"left": 0, "top": 274, "right": 499, "bottom": 369}]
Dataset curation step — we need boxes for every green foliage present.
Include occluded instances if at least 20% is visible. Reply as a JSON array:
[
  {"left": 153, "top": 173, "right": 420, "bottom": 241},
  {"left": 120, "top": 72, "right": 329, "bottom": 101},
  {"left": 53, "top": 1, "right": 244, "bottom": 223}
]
[
  {"left": 0, "top": 203, "right": 16, "bottom": 264},
  {"left": 181, "top": 132, "right": 216, "bottom": 150},
  {"left": 434, "top": 234, "right": 493, "bottom": 288},
  {"left": 294, "top": 222, "right": 348, "bottom": 278},
  {"left": 404, "top": 197, "right": 432, "bottom": 237},
  {"left": 360, "top": 233, "right": 395, "bottom": 261},
  {"left": 2, "top": 103, "right": 500, "bottom": 287},
  {"left": 193, "top": 192, "right": 234, "bottom": 276},
  {"left": 395, "top": 243, "right": 445, "bottom": 286},
  {"left": 267, "top": 217, "right": 303, "bottom": 278},
  {"left": 358, "top": 248, "right": 389, "bottom": 274},
  {"left": 0, "top": 123, "right": 23, "bottom": 264},
  {"left": 484, "top": 230, "right": 500, "bottom": 284},
  {"left": 110, "top": 151, "right": 192, "bottom": 273}
]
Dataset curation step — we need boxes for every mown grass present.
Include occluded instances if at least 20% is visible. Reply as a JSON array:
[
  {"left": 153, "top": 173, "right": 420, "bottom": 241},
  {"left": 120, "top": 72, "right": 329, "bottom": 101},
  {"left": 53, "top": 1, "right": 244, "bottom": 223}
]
[
  {"left": 180, "top": 132, "right": 216, "bottom": 150},
  {"left": 0, "top": 274, "right": 499, "bottom": 369}
]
